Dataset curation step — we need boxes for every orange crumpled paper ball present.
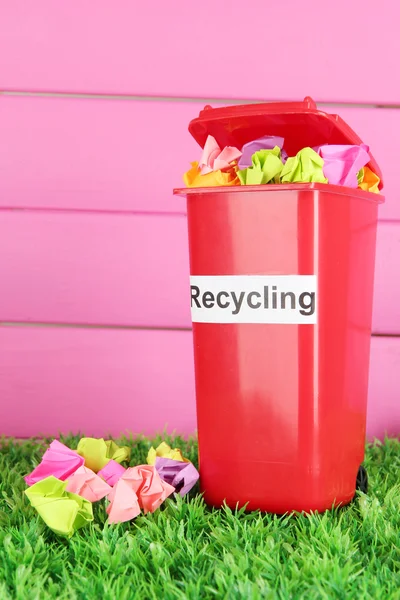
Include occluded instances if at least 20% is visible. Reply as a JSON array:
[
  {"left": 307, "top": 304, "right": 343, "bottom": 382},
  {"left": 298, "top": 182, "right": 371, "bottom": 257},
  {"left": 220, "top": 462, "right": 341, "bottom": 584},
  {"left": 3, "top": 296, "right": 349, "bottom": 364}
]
[
  {"left": 183, "top": 161, "right": 241, "bottom": 188},
  {"left": 358, "top": 166, "right": 381, "bottom": 194}
]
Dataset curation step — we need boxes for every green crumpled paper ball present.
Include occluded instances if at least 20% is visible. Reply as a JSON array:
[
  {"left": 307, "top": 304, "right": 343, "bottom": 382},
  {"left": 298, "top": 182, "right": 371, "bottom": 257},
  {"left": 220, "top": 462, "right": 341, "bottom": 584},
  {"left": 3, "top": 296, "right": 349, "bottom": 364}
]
[
  {"left": 280, "top": 147, "right": 328, "bottom": 184},
  {"left": 25, "top": 476, "right": 93, "bottom": 537},
  {"left": 357, "top": 168, "right": 364, "bottom": 185},
  {"left": 238, "top": 147, "right": 284, "bottom": 185},
  {"left": 76, "top": 438, "right": 131, "bottom": 472}
]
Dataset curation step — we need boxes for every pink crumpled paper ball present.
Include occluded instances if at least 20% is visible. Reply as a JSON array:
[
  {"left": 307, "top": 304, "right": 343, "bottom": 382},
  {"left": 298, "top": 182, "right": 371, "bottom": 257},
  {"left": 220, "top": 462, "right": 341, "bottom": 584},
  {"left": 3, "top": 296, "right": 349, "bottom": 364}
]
[
  {"left": 25, "top": 440, "right": 84, "bottom": 486},
  {"left": 65, "top": 465, "right": 112, "bottom": 502},
  {"left": 106, "top": 465, "right": 175, "bottom": 523},
  {"left": 98, "top": 460, "right": 126, "bottom": 487}
]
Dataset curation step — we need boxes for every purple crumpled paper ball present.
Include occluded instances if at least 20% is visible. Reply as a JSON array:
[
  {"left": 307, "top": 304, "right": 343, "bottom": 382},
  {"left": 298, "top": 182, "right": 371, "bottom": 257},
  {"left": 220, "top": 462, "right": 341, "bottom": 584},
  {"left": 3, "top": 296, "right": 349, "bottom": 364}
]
[
  {"left": 238, "top": 135, "right": 288, "bottom": 169},
  {"left": 155, "top": 457, "right": 199, "bottom": 497}
]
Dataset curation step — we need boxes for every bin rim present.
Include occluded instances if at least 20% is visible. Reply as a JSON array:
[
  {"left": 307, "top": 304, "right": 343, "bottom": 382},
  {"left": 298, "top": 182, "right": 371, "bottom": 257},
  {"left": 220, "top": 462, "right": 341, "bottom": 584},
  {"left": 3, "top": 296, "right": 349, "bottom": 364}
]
[
  {"left": 187, "top": 97, "right": 383, "bottom": 190},
  {"left": 174, "top": 182, "right": 384, "bottom": 204}
]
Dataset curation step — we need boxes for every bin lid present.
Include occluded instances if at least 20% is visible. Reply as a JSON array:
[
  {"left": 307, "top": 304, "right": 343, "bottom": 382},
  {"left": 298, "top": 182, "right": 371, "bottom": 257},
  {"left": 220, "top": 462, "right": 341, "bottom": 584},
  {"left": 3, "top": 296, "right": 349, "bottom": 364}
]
[{"left": 188, "top": 97, "right": 383, "bottom": 189}]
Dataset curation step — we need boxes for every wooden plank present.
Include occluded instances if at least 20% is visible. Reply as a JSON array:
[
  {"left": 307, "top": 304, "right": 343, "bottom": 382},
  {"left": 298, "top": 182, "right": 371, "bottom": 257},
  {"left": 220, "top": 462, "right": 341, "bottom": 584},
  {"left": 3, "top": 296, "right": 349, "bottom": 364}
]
[
  {"left": 0, "top": 95, "right": 198, "bottom": 215},
  {"left": 372, "top": 222, "right": 400, "bottom": 335},
  {"left": 0, "top": 326, "right": 397, "bottom": 440},
  {"left": 337, "top": 107, "right": 400, "bottom": 221},
  {"left": 368, "top": 336, "right": 400, "bottom": 440},
  {"left": 0, "top": 210, "right": 395, "bottom": 331},
  {"left": 0, "top": 211, "right": 192, "bottom": 329},
  {"left": 0, "top": 1, "right": 398, "bottom": 104},
  {"left": 0, "top": 95, "right": 398, "bottom": 220},
  {"left": 0, "top": 326, "right": 196, "bottom": 438}
]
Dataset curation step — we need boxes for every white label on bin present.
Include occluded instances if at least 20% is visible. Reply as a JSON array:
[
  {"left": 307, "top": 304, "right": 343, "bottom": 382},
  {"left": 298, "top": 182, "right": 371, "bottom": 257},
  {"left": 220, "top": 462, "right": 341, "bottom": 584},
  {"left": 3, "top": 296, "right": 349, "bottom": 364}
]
[{"left": 190, "top": 275, "right": 317, "bottom": 324}]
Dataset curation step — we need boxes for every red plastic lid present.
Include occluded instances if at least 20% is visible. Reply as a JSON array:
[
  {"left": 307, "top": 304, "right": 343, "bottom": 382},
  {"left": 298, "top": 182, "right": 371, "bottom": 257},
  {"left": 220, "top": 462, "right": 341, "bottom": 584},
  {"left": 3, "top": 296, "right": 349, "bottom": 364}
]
[{"left": 188, "top": 97, "right": 383, "bottom": 189}]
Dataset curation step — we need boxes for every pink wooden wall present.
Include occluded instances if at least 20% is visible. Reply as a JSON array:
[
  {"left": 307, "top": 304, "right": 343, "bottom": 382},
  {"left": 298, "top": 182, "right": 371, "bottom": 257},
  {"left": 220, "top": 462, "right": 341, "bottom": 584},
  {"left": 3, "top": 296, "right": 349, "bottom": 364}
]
[{"left": 0, "top": 2, "right": 398, "bottom": 440}]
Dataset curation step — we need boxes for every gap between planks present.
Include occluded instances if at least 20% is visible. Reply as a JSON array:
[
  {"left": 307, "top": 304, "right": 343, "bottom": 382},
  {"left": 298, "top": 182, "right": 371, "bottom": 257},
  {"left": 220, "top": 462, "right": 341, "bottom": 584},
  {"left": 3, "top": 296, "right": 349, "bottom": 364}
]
[
  {"left": 1, "top": 90, "right": 400, "bottom": 110},
  {"left": 0, "top": 322, "right": 192, "bottom": 333},
  {"left": 0, "top": 207, "right": 188, "bottom": 218},
  {"left": 1, "top": 322, "right": 398, "bottom": 340}
]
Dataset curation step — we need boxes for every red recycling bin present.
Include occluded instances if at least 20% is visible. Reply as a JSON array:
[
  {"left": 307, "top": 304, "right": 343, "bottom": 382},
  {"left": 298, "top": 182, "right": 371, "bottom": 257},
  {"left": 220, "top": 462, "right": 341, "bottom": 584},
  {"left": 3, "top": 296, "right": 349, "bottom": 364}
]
[{"left": 174, "top": 98, "right": 384, "bottom": 513}]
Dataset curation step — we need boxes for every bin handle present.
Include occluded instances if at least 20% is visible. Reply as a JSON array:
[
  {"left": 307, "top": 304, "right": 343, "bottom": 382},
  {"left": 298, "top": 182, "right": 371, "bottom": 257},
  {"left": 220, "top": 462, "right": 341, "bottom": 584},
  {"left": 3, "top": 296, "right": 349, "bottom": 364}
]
[{"left": 303, "top": 96, "right": 317, "bottom": 110}]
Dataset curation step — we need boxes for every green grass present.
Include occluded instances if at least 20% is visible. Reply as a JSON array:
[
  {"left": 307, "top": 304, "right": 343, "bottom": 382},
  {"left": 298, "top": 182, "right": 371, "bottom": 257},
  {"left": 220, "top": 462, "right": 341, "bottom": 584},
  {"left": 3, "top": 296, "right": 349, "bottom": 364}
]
[{"left": 0, "top": 434, "right": 399, "bottom": 600}]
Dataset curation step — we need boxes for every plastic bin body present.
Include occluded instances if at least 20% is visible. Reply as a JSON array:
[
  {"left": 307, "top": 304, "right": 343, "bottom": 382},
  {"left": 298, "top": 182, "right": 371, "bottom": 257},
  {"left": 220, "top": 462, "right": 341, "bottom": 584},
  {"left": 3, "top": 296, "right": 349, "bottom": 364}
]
[
  {"left": 175, "top": 98, "right": 384, "bottom": 513},
  {"left": 178, "top": 183, "right": 381, "bottom": 513}
]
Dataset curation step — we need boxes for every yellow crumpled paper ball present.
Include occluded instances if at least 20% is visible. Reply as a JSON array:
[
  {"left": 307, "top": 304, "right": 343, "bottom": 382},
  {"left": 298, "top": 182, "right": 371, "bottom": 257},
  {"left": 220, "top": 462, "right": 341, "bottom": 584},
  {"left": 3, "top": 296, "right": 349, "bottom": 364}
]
[
  {"left": 25, "top": 476, "right": 94, "bottom": 538},
  {"left": 147, "top": 442, "right": 190, "bottom": 465},
  {"left": 76, "top": 438, "right": 131, "bottom": 473}
]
